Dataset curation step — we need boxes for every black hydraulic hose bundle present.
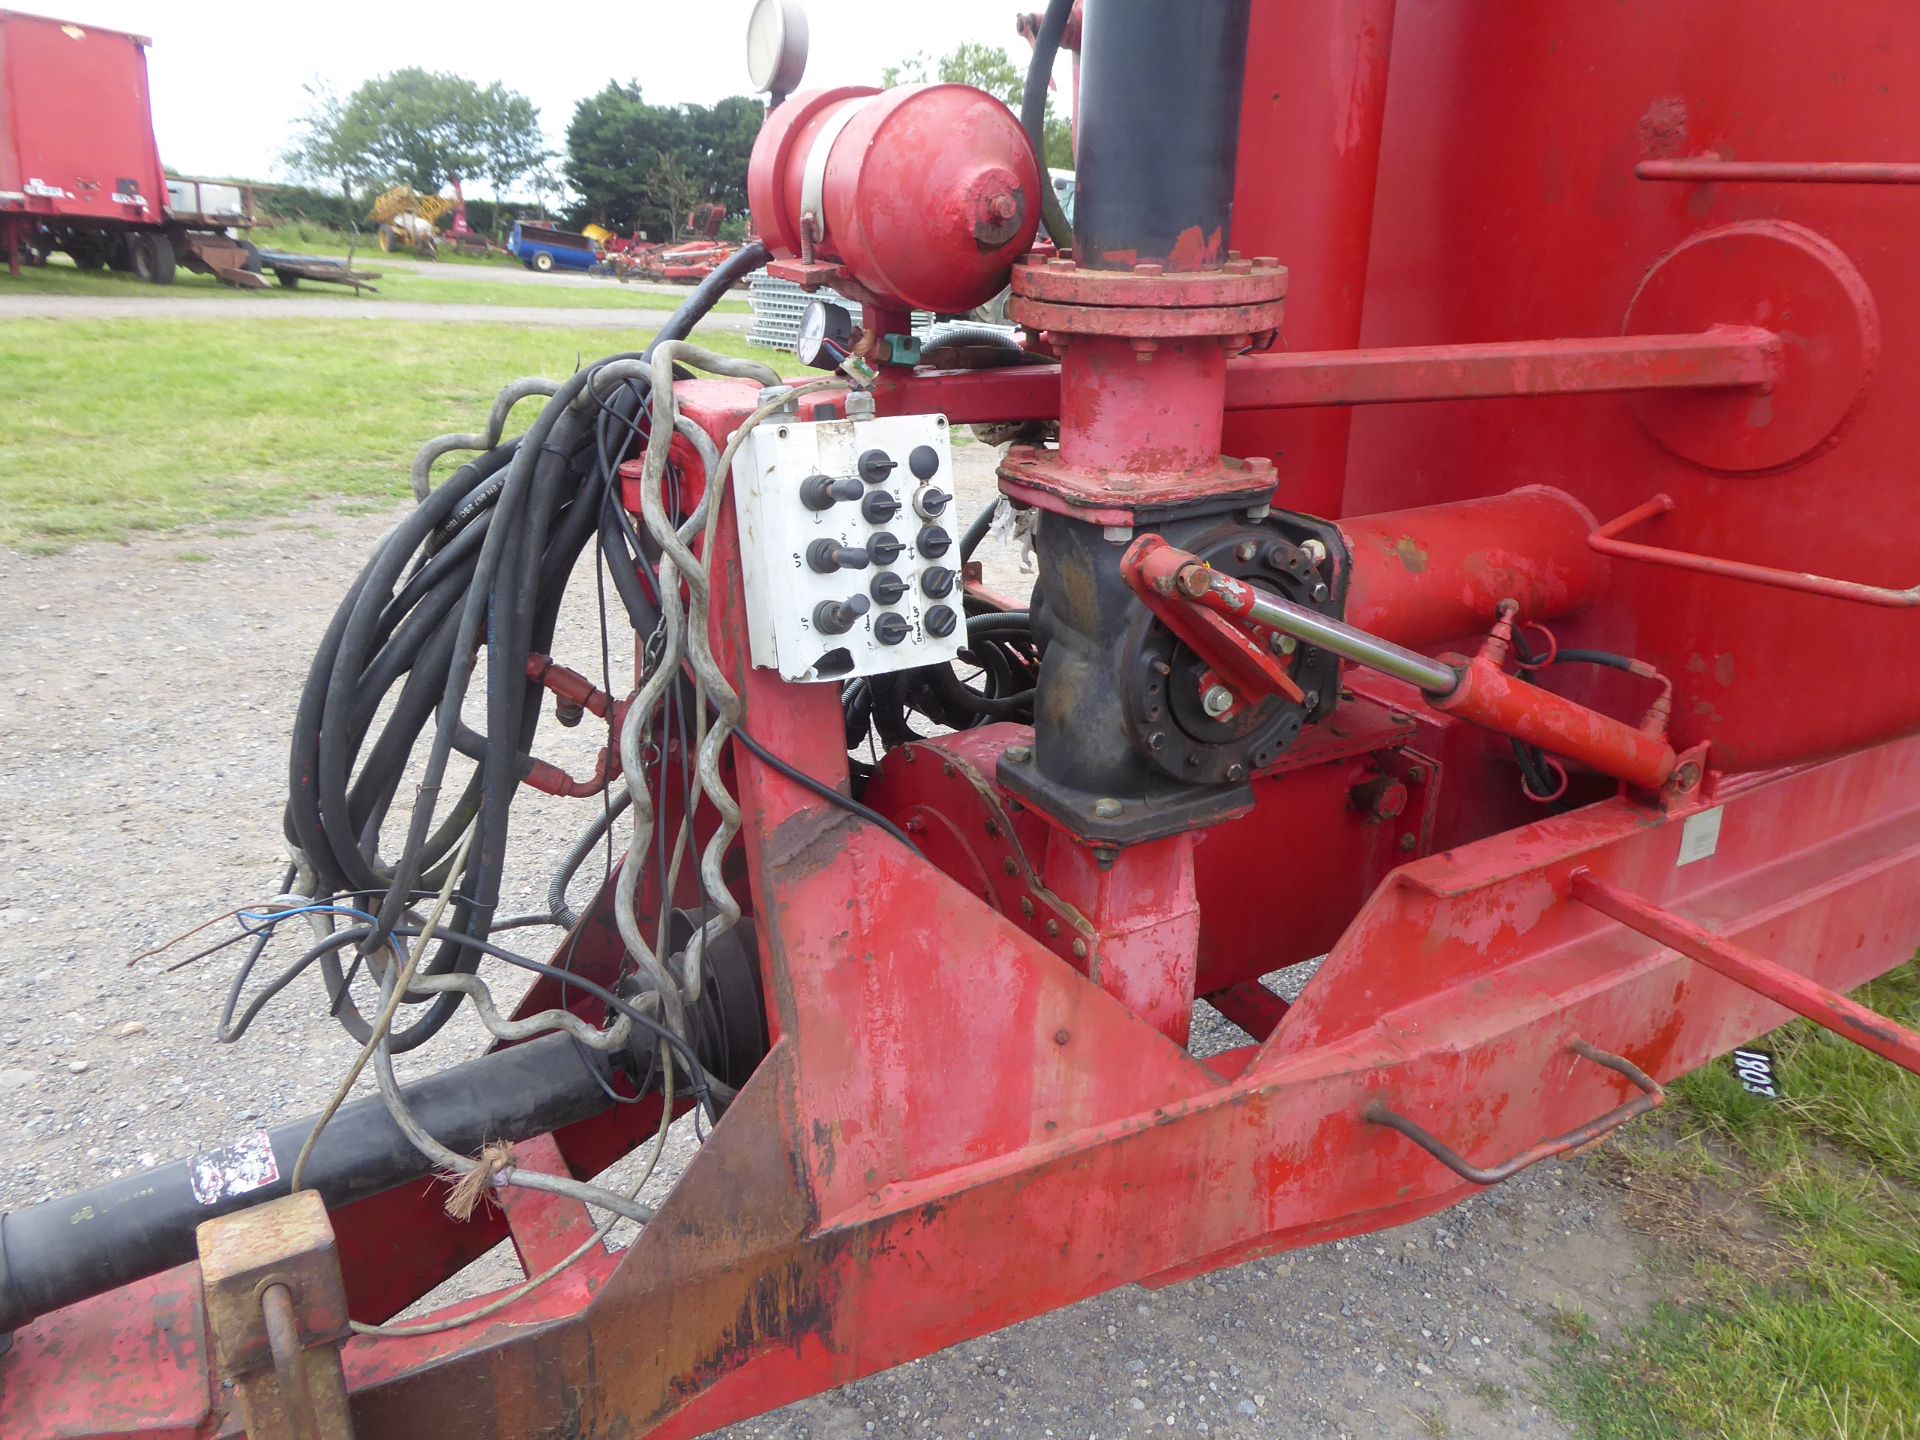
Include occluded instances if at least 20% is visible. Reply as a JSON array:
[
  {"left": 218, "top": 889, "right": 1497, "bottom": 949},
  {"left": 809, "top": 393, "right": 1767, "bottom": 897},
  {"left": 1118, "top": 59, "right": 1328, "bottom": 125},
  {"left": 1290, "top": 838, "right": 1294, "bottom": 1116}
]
[{"left": 282, "top": 242, "right": 770, "bottom": 1052}]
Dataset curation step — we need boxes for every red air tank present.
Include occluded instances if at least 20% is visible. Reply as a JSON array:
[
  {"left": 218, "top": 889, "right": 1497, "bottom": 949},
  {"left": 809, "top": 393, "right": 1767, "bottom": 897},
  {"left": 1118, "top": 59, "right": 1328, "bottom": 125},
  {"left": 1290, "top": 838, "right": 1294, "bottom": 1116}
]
[{"left": 748, "top": 84, "right": 1042, "bottom": 314}]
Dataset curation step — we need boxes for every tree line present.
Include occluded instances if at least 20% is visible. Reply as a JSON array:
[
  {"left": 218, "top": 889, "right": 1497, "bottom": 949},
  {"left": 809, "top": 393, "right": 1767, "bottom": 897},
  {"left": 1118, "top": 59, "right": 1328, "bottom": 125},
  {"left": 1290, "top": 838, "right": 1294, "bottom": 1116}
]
[{"left": 283, "top": 44, "right": 1070, "bottom": 241}]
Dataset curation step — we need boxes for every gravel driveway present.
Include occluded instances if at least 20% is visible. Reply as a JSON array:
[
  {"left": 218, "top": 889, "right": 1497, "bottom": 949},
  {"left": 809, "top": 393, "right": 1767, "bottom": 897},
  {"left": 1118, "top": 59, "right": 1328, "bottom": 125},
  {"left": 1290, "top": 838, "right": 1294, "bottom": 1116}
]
[{"left": 0, "top": 441, "right": 1649, "bottom": 1438}]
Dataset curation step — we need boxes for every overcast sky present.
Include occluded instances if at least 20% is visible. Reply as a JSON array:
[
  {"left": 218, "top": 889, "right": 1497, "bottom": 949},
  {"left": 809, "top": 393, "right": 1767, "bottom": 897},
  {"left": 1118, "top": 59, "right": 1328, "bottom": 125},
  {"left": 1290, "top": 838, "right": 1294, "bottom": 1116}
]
[{"left": 62, "top": 1, "right": 1056, "bottom": 189}]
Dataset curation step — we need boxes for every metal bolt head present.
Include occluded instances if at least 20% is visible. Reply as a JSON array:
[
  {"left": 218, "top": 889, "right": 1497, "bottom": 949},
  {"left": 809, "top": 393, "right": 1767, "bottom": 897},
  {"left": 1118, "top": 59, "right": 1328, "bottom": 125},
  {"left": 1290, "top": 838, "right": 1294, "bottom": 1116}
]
[
  {"left": 1002, "top": 856, "right": 1018, "bottom": 876},
  {"left": 1147, "top": 730, "right": 1167, "bottom": 751},
  {"left": 1269, "top": 632, "right": 1297, "bottom": 656},
  {"left": 1093, "top": 797, "right": 1123, "bottom": 819},
  {"left": 1235, "top": 540, "right": 1258, "bottom": 563},
  {"left": 844, "top": 390, "right": 876, "bottom": 419},
  {"left": 1301, "top": 538, "right": 1328, "bottom": 567},
  {"left": 1005, "top": 745, "right": 1032, "bottom": 764},
  {"left": 1245, "top": 503, "right": 1272, "bottom": 521},
  {"left": 1101, "top": 524, "right": 1134, "bottom": 544},
  {"left": 1226, "top": 763, "right": 1247, "bottom": 782},
  {"left": 1311, "top": 582, "right": 1330, "bottom": 603},
  {"left": 1672, "top": 761, "right": 1701, "bottom": 792},
  {"left": 1398, "top": 832, "right": 1418, "bottom": 853},
  {"left": 1071, "top": 938, "right": 1088, "bottom": 959},
  {"left": 1202, "top": 684, "right": 1236, "bottom": 718},
  {"left": 1045, "top": 919, "right": 1060, "bottom": 937},
  {"left": 1020, "top": 895, "right": 1036, "bottom": 918},
  {"left": 756, "top": 384, "right": 798, "bottom": 414}
]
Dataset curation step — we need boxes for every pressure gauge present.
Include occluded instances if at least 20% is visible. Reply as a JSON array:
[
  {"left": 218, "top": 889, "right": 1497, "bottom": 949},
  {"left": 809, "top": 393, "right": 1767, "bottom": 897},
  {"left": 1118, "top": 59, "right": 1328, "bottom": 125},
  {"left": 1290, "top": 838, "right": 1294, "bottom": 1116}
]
[
  {"left": 796, "top": 299, "right": 854, "bottom": 370},
  {"left": 746, "top": 0, "right": 809, "bottom": 98}
]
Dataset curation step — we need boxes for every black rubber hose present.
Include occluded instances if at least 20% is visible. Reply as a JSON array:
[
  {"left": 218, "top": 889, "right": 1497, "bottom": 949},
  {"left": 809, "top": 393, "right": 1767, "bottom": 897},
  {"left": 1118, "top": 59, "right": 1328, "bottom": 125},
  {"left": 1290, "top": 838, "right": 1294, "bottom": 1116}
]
[
  {"left": 650, "top": 239, "right": 769, "bottom": 350},
  {"left": 0, "top": 1031, "right": 617, "bottom": 1336},
  {"left": 283, "top": 246, "right": 749, "bottom": 1052},
  {"left": 960, "top": 498, "right": 997, "bottom": 562},
  {"left": 1553, "top": 648, "right": 1641, "bottom": 673},
  {"left": 1022, "top": 0, "right": 1076, "bottom": 251}
]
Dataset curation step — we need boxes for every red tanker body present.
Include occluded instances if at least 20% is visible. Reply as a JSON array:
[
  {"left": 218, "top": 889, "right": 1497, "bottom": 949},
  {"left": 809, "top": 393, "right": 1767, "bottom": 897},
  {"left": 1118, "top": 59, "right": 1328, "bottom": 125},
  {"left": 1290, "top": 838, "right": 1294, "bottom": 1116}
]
[
  {"left": 0, "top": 9, "right": 283, "bottom": 284},
  {"left": 3, "top": 2, "right": 1919, "bottom": 1436}
]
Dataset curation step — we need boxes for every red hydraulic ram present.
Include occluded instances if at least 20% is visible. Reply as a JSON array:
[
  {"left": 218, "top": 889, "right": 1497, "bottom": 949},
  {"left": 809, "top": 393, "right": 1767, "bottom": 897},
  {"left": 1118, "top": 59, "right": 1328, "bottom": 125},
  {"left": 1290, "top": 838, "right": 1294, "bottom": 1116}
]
[{"left": 1124, "top": 533, "right": 1678, "bottom": 791}]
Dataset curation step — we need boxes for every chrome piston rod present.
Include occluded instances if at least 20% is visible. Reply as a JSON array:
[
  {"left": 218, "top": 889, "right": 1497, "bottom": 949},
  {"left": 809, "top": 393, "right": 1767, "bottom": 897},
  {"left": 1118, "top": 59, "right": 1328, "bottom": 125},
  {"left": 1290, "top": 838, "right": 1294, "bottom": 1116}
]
[{"left": 1237, "top": 586, "right": 1458, "bottom": 694}]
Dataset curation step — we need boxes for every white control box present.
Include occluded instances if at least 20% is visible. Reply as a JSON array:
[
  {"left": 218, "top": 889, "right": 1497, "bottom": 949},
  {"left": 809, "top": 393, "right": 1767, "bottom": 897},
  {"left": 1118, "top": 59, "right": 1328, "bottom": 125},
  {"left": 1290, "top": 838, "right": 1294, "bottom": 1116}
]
[{"left": 731, "top": 409, "right": 967, "bottom": 683}]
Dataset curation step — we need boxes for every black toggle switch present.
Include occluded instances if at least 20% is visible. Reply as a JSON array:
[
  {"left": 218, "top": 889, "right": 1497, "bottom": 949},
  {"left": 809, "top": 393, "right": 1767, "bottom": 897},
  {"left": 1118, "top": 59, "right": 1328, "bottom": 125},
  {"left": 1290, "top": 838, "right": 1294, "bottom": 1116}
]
[
  {"left": 908, "top": 444, "right": 941, "bottom": 480},
  {"left": 861, "top": 489, "right": 901, "bottom": 524},
  {"left": 813, "top": 593, "right": 871, "bottom": 635},
  {"left": 868, "top": 530, "right": 904, "bottom": 565},
  {"left": 914, "top": 486, "right": 950, "bottom": 519},
  {"left": 807, "top": 539, "right": 871, "bottom": 573},
  {"left": 857, "top": 449, "right": 898, "bottom": 485},
  {"left": 800, "top": 473, "right": 863, "bottom": 511},
  {"left": 870, "top": 570, "right": 908, "bottom": 605},
  {"left": 917, "top": 524, "right": 952, "bottom": 558},
  {"left": 873, "top": 611, "right": 912, "bottom": 646},
  {"left": 921, "top": 565, "right": 956, "bottom": 598},
  {"left": 925, "top": 604, "right": 958, "bottom": 639}
]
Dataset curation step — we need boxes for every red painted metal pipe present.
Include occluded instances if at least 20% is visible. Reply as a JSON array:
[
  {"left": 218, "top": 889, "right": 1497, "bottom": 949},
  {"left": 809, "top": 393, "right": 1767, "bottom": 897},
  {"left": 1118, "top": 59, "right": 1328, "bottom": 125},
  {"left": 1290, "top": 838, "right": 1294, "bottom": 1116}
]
[
  {"left": 1591, "top": 494, "right": 1920, "bottom": 608},
  {"left": 1226, "top": 327, "right": 1779, "bottom": 409},
  {"left": 1636, "top": 158, "right": 1920, "bottom": 185},
  {"left": 1343, "top": 486, "right": 1605, "bottom": 645},
  {"left": 1570, "top": 871, "right": 1920, "bottom": 1078},
  {"left": 870, "top": 328, "right": 1779, "bottom": 426}
]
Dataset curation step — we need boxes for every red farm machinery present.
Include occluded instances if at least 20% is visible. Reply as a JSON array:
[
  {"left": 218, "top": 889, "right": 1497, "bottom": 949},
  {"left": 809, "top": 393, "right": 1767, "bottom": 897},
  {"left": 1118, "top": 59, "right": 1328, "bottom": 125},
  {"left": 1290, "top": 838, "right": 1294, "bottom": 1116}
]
[
  {"left": 4, "top": 1, "right": 1920, "bottom": 1436},
  {"left": 0, "top": 9, "right": 373, "bottom": 289}
]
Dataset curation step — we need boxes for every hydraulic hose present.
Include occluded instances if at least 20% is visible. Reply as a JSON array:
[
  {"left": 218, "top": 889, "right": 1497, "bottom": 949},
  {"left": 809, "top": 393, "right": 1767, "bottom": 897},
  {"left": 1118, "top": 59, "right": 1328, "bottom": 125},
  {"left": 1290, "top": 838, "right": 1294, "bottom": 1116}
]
[
  {"left": 282, "top": 245, "right": 756, "bottom": 1053},
  {"left": 1022, "top": 0, "right": 1075, "bottom": 252}
]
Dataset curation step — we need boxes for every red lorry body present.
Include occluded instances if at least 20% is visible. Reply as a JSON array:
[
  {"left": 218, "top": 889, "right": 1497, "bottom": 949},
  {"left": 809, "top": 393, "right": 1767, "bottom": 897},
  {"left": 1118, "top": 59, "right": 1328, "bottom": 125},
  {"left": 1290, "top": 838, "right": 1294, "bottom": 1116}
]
[{"left": 0, "top": 9, "right": 166, "bottom": 226}]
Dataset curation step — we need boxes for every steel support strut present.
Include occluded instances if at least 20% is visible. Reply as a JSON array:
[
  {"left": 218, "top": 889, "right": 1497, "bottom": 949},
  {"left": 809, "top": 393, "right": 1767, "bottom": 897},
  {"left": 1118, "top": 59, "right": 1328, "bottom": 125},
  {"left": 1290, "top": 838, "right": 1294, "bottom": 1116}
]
[
  {"left": 1571, "top": 870, "right": 1920, "bottom": 1077},
  {"left": 872, "top": 327, "right": 1782, "bottom": 424}
]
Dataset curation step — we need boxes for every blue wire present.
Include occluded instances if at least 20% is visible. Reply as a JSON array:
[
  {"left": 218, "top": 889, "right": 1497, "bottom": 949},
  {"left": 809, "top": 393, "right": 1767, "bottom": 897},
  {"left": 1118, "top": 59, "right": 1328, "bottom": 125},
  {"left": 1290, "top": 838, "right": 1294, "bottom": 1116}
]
[{"left": 235, "top": 903, "right": 383, "bottom": 930}]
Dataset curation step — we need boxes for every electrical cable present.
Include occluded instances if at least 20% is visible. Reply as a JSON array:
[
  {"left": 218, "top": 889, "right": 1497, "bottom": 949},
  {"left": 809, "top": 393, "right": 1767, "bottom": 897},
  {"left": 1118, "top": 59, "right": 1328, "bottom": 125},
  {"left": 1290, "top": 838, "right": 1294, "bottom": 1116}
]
[{"left": 731, "top": 726, "right": 921, "bottom": 855}]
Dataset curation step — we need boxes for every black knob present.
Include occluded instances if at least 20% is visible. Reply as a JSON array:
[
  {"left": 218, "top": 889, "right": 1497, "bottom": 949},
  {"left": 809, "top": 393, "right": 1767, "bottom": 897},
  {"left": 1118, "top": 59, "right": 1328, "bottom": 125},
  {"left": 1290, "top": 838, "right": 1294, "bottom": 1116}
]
[
  {"left": 857, "top": 449, "right": 897, "bottom": 485},
  {"left": 914, "top": 486, "right": 950, "bottom": 519},
  {"left": 800, "top": 473, "right": 862, "bottom": 511},
  {"left": 870, "top": 570, "right": 908, "bottom": 605},
  {"left": 925, "top": 604, "right": 958, "bottom": 639},
  {"left": 908, "top": 444, "right": 941, "bottom": 480},
  {"left": 813, "top": 594, "right": 871, "bottom": 635},
  {"left": 921, "top": 566, "right": 956, "bottom": 598},
  {"left": 861, "top": 490, "right": 900, "bottom": 524},
  {"left": 917, "top": 524, "right": 952, "bottom": 559},
  {"left": 868, "top": 530, "right": 904, "bottom": 565},
  {"left": 873, "top": 612, "right": 912, "bottom": 646},
  {"left": 807, "top": 539, "right": 870, "bottom": 573}
]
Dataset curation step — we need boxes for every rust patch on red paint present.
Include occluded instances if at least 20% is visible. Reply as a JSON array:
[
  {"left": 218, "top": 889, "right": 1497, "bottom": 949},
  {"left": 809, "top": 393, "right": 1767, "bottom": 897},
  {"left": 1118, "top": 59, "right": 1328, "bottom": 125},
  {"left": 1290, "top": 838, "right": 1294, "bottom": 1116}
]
[{"left": 1394, "top": 536, "right": 1430, "bottom": 574}]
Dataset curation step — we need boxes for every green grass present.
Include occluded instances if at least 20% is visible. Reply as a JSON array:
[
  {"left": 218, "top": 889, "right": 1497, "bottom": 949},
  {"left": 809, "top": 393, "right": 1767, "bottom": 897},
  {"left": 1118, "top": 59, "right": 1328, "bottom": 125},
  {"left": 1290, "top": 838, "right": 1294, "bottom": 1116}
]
[
  {"left": 0, "top": 318, "right": 772, "bottom": 548},
  {"left": 5, "top": 254, "right": 749, "bottom": 314},
  {"left": 1552, "top": 964, "right": 1920, "bottom": 1440},
  {"left": 251, "top": 219, "right": 514, "bottom": 267}
]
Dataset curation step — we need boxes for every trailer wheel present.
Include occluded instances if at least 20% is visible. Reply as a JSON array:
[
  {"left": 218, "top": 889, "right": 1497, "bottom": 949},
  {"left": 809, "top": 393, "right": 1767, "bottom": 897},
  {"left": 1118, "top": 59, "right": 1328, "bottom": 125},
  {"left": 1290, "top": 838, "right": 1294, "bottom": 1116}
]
[
  {"left": 378, "top": 224, "right": 397, "bottom": 254},
  {"left": 64, "top": 236, "right": 108, "bottom": 271},
  {"left": 128, "top": 232, "right": 177, "bottom": 285},
  {"left": 277, "top": 272, "right": 301, "bottom": 289},
  {"left": 533, "top": 250, "right": 555, "bottom": 273},
  {"left": 108, "top": 235, "right": 136, "bottom": 272}
]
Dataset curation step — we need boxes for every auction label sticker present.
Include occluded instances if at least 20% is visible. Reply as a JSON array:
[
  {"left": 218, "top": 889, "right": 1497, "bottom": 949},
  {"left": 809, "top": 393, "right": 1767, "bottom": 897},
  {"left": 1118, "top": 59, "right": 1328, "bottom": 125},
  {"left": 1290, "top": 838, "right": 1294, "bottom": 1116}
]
[
  {"left": 1677, "top": 806, "right": 1724, "bottom": 866},
  {"left": 189, "top": 1131, "right": 281, "bottom": 1205},
  {"left": 1731, "top": 1047, "right": 1781, "bottom": 1100}
]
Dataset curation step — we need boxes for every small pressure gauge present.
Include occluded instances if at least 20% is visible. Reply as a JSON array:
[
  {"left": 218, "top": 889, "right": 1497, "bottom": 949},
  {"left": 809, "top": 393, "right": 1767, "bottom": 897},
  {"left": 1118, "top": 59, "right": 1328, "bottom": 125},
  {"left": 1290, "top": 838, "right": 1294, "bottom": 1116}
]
[
  {"left": 796, "top": 299, "right": 855, "bottom": 370},
  {"left": 747, "top": 0, "right": 809, "bottom": 98}
]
